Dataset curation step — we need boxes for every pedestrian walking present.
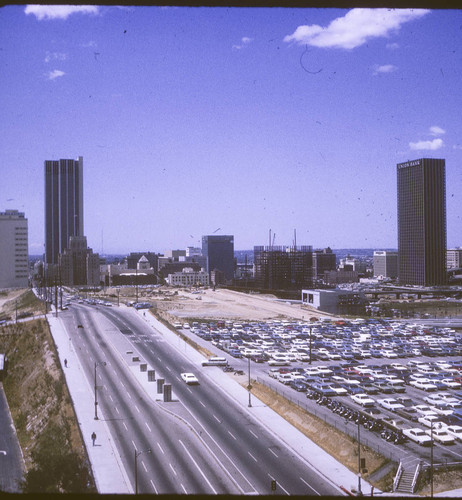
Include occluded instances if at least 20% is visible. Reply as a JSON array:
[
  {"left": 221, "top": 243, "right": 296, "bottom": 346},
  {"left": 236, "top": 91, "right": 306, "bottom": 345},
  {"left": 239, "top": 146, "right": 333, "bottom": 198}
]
[
  {"left": 64, "top": 358, "right": 67, "bottom": 368},
  {"left": 91, "top": 432, "right": 96, "bottom": 446}
]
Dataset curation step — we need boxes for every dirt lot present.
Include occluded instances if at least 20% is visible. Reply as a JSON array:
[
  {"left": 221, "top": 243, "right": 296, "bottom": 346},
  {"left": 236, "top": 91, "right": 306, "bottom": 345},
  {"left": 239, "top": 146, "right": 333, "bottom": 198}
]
[{"left": 105, "top": 286, "right": 333, "bottom": 322}]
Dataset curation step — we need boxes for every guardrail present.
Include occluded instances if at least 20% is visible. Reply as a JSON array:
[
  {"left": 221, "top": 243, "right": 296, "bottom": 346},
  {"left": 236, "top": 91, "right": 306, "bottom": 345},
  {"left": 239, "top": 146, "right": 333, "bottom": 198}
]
[{"left": 393, "top": 460, "right": 403, "bottom": 492}]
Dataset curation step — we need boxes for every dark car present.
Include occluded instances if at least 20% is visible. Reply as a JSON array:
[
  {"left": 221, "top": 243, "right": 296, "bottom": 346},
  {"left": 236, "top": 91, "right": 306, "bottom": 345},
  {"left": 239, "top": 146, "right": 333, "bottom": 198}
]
[
  {"left": 372, "top": 381, "right": 395, "bottom": 394},
  {"left": 361, "top": 383, "right": 380, "bottom": 395},
  {"left": 340, "top": 383, "right": 364, "bottom": 395},
  {"left": 290, "top": 380, "right": 308, "bottom": 392}
]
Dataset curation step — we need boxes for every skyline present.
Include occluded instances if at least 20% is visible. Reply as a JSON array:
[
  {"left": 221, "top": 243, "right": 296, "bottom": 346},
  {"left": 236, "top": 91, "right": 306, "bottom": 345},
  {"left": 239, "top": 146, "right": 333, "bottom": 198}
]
[{"left": 1, "top": 6, "right": 461, "bottom": 254}]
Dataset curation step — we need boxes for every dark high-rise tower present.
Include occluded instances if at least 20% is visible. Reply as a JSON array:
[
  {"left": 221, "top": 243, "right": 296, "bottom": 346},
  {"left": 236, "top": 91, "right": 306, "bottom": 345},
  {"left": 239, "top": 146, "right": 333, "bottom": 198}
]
[
  {"left": 202, "top": 235, "right": 234, "bottom": 281},
  {"left": 45, "top": 157, "right": 84, "bottom": 265},
  {"left": 397, "top": 158, "right": 446, "bottom": 286}
]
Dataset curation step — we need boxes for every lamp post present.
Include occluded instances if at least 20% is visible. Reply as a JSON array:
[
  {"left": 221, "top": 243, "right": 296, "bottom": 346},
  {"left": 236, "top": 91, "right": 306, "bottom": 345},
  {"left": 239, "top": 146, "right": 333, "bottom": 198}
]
[
  {"left": 248, "top": 355, "right": 252, "bottom": 407},
  {"left": 309, "top": 325, "right": 312, "bottom": 365},
  {"left": 357, "top": 417, "right": 362, "bottom": 496},
  {"left": 135, "top": 448, "right": 151, "bottom": 494},
  {"left": 430, "top": 421, "right": 434, "bottom": 498},
  {"left": 94, "top": 361, "right": 106, "bottom": 420}
]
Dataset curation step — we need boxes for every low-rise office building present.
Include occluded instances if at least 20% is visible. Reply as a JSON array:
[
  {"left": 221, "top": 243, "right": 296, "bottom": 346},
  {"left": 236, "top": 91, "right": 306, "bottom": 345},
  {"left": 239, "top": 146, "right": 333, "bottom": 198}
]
[
  {"left": 167, "top": 268, "right": 209, "bottom": 286},
  {"left": 302, "top": 288, "right": 364, "bottom": 314}
]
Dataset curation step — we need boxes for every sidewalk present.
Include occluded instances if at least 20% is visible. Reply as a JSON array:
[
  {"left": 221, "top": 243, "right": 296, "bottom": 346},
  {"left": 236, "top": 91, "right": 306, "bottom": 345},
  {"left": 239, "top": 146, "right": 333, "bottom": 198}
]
[{"left": 47, "top": 313, "right": 132, "bottom": 494}]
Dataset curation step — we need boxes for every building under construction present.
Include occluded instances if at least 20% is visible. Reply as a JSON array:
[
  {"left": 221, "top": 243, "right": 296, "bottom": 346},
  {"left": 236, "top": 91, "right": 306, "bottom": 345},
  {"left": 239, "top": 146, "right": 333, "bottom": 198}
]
[{"left": 254, "top": 245, "right": 313, "bottom": 290}]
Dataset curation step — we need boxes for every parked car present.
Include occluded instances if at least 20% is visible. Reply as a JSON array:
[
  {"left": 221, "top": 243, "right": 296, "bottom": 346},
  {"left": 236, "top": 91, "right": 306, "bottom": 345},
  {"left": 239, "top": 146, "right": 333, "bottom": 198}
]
[
  {"left": 446, "top": 425, "right": 462, "bottom": 441},
  {"left": 372, "top": 381, "right": 394, "bottom": 394},
  {"left": 290, "top": 380, "right": 308, "bottom": 392},
  {"left": 425, "top": 427, "right": 455, "bottom": 445},
  {"left": 418, "top": 415, "right": 446, "bottom": 428},
  {"left": 403, "top": 428, "right": 432, "bottom": 446},
  {"left": 409, "top": 380, "right": 438, "bottom": 391},
  {"left": 377, "top": 398, "right": 405, "bottom": 412},
  {"left": 350, "top": 393, "right": 375, "bottom": 407}
]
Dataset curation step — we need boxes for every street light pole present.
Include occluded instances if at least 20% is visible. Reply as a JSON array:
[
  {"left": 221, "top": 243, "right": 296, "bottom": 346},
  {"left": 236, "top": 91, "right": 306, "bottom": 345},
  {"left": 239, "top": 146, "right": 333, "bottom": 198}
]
[
  {"left": 94, "top": 361, "right": 106, "bottom": 420},
  {"left": 430, "top": 421, "right": 434, "bottom": 498},
  {"left": 309, "top": 326, "right": 312, "bottom": 365},
  {"left": 248, "top": 355, "right": 252, "bottom": 407},
  {"left": 135, "top": 448, "right": 151, "bottom": 494},
  {"left": 358, "top": 418, "right": 362, "bottom": 496}
]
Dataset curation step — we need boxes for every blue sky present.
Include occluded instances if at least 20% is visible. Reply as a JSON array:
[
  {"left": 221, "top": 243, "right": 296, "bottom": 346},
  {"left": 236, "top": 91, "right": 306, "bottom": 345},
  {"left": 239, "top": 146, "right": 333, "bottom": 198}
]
[{"left": 1, "top": 6, "right": 461, "bottom": 254}]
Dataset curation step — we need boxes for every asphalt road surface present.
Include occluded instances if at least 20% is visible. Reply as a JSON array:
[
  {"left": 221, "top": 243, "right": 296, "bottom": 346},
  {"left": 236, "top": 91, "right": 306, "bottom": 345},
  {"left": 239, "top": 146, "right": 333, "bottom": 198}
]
[{"left": 60, "top": 304, "right": 341, "bottom": 495}]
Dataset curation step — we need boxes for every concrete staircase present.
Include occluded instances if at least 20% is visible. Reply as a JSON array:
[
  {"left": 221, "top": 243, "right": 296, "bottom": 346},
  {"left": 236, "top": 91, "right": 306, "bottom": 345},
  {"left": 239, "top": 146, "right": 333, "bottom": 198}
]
[{"left": 394, "top": 460, "right": 421, "bottom": 495}]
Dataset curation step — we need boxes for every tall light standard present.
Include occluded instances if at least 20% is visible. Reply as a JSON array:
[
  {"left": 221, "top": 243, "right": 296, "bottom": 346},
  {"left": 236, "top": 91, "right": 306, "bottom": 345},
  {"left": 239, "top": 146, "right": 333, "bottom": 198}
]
[
  {"left": 357, "top": 418, "right": 362, "bottom": 496},
  {"left": 247, "top": 355, "right": 252, "bottom": 407},
  {"left": 430, "top": 421, "right": 434, "bottom": 498},
  {"left": 309, "top": 325, "right": 312, "bottom": 365},
  {"left": 135, "top": 448, "right": 151, "bottom": 494},
  {"left": 94, "top": 361, "right": 106, "bottom": 420}
]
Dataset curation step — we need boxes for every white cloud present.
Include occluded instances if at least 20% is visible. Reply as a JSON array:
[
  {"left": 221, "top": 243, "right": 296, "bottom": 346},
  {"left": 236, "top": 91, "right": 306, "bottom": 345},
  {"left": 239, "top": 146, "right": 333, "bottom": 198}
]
[
  {"left": 386, "top": 42, "right": 400, "bottom": 49},
  {"left": 25, "top": 5, "right": 99, "bottom": 21},
  {"left": 283, "top": 8, "right": 430, "bottom": 50},
  {"left": 232, "top": 36, "right": 254, "bottom": 50},
  {"left": 453, "top": 144, "right": 462, "bottom": 150},
  {"left": 373, "top": 64, "right": 398, "bottom": 75},
  {"left": 45, "top": 51, "right": 67, "bottom": 63},
  {"left": 47, "top": 69, "right": 65, "bottom": 80},
  {"left": 409, "top": 138, "right": 443, "bottom": 151},
  {"left": 429, "top": 125, "right": 445, "bottom": 136}
]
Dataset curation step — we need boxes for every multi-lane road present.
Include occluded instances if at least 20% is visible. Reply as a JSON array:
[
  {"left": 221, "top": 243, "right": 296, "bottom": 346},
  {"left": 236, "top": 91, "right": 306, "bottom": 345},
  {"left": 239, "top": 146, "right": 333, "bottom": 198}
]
[{"left": 60, "top": 303, "right": 342, "bottom": 495}]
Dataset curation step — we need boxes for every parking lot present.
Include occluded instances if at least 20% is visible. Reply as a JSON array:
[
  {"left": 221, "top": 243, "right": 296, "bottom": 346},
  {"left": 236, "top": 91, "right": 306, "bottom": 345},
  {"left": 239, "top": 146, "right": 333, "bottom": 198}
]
[{"left": 180, "top": 317, "right": 462, "bottom": 466}]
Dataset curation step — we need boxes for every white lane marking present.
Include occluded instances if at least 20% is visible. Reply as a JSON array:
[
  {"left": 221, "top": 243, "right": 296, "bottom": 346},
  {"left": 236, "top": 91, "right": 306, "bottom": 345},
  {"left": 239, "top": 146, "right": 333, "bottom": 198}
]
[
  {"left": 175, "top": 376, "right": 181, "bottom": 382},
  {"left": 166, "top": 366, "right": 171, "bottom": 372},
  {"left": 268, "top": 473, "right": 291, "bottom": 495},
  {"left": 228, "top": 430, "right": 237, "bottom": 440},
  {"left": 123, "top": 422, "right": 128, "bottom": 431},
  {"left": 213, "top": 414, "right": 220, "bottom": 423},
  {"left": 300, "top": 476, "right": 320, "bottom": 495},
  {"left": 249, "top": 429, "right": 258, "bottom": 439},
  {"left": 157, "top": 442, "right": 164, "bottom": 455},
  {"left": 135, "top": 405, "right": 140, "bottom": 413},
  {"left": 179, "top": 439, "right": 217, "bottom": 494},
  {"left": 142, "top": 461, "right": 148, "bottom": 472},
  {"left": 156, "top": 356, "right": 162, "bottom": 362},
  {"left": 109, "top": 395, "right": 114, "bottom": 402},
  {"left": 187, "top": 387, "right": 192, "bottom": 394},
  {"left": 248, "top": 451, "right": 257, "bottom": 462},
  {"left": 145, "top": 422, "right": 152, "bottom": 432},
  {"left": 181, "top": 407, "right": 256, "bottom": 493},
  {"left": 121, "top": 382, "right": 126, "bottom": 389},
  {"left": 181, "top": 484, "right": 187, "bottom": 494},
  {"left": 127, "top": 392, "right": 132, "bottom": 399},
  {"left": 269, "top": 448, "right": 278, "bottom": 458},
  {"left": 132, "top": 440, "right": 137, "bottom": 450},
  {"left": 150, "top": 479, "right": 158, "bottom": 494},
  {"left": 199, "top": 401, "right": 206, "bottom": 408},
  {"left": 115, "top": 407, "right": 120, "bottom": 414},
  {"left": 169, "top": 463, "right": 177, "bottom": 476}
]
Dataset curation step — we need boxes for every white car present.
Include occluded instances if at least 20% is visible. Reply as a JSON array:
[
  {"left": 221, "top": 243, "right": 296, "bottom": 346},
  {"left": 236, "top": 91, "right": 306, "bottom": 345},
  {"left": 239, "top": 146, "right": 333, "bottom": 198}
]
[
  {"left": 424, "top": 394, "right": 443, "bottom": 405},
  {"left": 414, "top": 405, "right": 439, "bottom": 417},
  {"left": 441, "top": 379, "right": 461, "bottom": 389},
  {"left": 377, "top": 398, "right": 405, "bottom": 412},
  {"left": 350, "top": 394, "right": 375, "bottom": 407},
  {"left": 181, "top": 373, "right": 199, "bottom": 385},
  {"left": 409, "top": 380, "right": 438, "bottom": 391},
  {"left": 446, "top": 425, "right": 462, "bottom": 441},
  {"left": 418, "top": 415, "right": 446, "bottom": 429},
  {"left": 425, "top": 427, "right": 455, "bottom": 445},
  {"left": 430, "top": 403, "right": 454, "bottom": 416},
  {"left": 403, "top": 428, "right": 432, "bottom": 446}
]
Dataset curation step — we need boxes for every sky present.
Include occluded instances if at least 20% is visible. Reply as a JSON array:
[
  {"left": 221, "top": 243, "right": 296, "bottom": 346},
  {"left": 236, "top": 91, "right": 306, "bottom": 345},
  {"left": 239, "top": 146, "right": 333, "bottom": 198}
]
[{"left": 1, "top": 5, "right": 461, "bottom": 255}]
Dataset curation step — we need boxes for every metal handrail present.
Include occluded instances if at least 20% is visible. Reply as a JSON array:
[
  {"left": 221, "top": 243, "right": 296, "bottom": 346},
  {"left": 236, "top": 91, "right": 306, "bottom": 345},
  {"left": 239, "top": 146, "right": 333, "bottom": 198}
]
[
  {"left": 393, "top": 460, "right": 403, "bottom": 492},
  {"left": 411, "top": 461, "right": 422, "bottom": 493}
]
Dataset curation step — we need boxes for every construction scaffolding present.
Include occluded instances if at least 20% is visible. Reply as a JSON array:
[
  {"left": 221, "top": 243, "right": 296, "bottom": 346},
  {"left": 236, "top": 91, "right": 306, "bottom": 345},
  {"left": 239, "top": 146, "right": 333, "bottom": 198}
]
[{"left": 253, "top": 245, "right": 313, "bottom": 290}]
